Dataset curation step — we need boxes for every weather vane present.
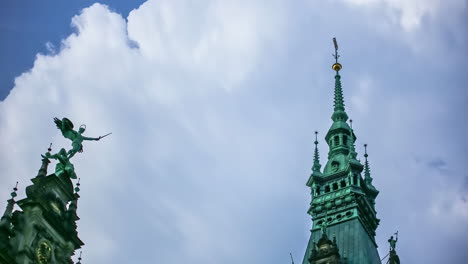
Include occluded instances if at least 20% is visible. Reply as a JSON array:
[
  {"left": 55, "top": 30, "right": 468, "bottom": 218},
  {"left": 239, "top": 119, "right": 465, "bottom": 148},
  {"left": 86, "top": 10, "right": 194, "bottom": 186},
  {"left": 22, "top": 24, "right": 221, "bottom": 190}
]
[{"left": 332, "top": 37, "right": 342, "bottom": 72}]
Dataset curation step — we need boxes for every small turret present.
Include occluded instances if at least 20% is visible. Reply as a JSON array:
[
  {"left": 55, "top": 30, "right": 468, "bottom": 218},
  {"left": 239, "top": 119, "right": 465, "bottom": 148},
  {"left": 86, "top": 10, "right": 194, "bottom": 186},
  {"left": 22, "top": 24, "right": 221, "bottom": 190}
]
[
  {"left": 307, "top": 132, "right": 323, "bottom": 190},
  {"left": 0, "top": 183, "right": 18, "bottom": 247},
  {"left": 66, "top": 179, "right": 81, "bottom": 235},
  {"left": 37, "top": 143, "right": 52, "bottom": 178}
]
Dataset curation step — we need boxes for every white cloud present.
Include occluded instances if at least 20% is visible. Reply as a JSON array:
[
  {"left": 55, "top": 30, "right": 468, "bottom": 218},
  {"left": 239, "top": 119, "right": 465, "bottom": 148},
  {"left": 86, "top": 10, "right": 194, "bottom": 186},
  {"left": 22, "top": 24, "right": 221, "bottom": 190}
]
[
  {"left": 0, "top": 1, "right": 288, "bottom": 263},
  {"left": 341, "top": 0, "right": 466, "bottom": 31},
  {"left": 349, "top": 75, "right": 373, "bottom": 114}
]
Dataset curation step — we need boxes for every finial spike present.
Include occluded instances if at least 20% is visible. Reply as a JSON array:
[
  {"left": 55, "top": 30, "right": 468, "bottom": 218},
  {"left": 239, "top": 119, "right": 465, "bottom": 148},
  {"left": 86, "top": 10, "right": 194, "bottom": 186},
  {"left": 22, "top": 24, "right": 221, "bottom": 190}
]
[
  {"left": 331, "top": 49, "right": 346, "bottom": 120},
  {"left": 290, "top": 252, "right": 295, "bottom": 264},
  {"left": 332, "top": 38, "right": 342, "bottom": 70},
  {"left": 312, "top": 131, "right": 322, "bottom": 174},
  {"left": 11, "top": 182, "right": 18, "bottom": 198},
  {"left": 363, "top": 144, "right": 375, "bottom": 186}
]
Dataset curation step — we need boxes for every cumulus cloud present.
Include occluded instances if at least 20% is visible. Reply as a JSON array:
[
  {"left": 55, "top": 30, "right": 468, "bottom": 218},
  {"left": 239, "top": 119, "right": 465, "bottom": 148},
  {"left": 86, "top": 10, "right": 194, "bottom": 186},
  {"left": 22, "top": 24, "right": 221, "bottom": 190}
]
[
  {"left": 0, "top": 1, "right": 289, "bottom": 263},
  {"left": 341, "top": 0, "right": 466, "bottom": 31}
]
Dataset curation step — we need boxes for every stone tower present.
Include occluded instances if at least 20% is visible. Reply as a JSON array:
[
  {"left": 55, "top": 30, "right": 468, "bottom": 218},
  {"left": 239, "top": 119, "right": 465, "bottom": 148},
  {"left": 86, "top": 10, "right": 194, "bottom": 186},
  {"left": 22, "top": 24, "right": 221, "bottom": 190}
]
[
  {"left": 0, "top": 147, "right": 83, "bottom": 264},
  {"left": 302, "top": 39, "right": 381, "bottom": 264}
]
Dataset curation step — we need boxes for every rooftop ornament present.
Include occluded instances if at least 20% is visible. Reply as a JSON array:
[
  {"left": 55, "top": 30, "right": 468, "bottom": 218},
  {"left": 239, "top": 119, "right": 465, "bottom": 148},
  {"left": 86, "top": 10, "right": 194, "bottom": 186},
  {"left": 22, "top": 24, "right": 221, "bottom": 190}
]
[
  {"left": 332, "top": 37, "right": 342, "bottom": 72},
  {"left": 53, "top": 117, "right": 111, "bottom": 159}
]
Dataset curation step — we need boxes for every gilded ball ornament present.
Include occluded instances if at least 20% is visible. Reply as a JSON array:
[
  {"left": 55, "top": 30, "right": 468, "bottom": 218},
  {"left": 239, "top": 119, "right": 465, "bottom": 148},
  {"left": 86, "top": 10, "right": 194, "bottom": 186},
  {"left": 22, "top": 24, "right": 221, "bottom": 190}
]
[{"left": 332, "top": 63, "right": 342, "bottom": 71}]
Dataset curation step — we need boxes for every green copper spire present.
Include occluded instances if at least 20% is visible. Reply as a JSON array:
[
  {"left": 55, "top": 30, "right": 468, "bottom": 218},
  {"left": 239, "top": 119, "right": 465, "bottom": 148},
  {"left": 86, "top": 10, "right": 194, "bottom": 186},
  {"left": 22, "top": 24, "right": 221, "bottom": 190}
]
[
  {"left": 312, "top": 131, "right": 322, "bottom": 174},
  {"left": 303, "top": 39, "right": 381, "bottom": 264},
  {"left": 331, "top": 38, "right": 348, "bottom": 123}
]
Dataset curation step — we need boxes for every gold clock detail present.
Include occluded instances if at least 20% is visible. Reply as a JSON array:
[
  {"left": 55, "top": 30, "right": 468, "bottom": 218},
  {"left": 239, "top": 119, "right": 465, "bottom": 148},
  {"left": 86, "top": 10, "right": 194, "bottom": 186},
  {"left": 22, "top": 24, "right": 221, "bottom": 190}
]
[{"left": 36, "top": 241, "right": 52, "bottom": 264}]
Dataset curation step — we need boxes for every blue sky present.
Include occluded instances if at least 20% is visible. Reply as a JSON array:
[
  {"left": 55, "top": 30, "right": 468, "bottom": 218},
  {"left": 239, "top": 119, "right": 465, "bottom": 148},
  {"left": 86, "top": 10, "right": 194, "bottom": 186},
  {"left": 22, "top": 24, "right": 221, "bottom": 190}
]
[{"left": 0, "top": 0, "right": 467, "bottom": 263}]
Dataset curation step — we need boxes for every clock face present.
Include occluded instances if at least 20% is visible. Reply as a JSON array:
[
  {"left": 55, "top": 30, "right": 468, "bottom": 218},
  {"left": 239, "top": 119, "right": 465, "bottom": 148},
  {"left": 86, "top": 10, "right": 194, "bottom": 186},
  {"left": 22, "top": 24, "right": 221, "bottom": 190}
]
[{"left": 36, "top": 241, "right": 52, "bottom": 264}]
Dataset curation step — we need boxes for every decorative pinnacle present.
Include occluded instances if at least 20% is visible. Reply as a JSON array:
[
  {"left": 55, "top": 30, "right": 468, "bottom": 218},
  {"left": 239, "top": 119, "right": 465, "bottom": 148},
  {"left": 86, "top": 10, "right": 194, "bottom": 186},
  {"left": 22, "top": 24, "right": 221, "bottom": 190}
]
[
  {"left": 11, "top": 182, "right": 18, "bottom": 199},
  {"left": 348, "top": 119, "right": 357, "bottom": 158},
  {"left": 77, "top": 251, "right": 82, "bottom": 264},
  {"left": 312, "top": 131, "right": 322, "bottom": 173},
  {"left": 0, "top": 182, "right": 18, "bottom": 228},
  {"left": 364, "top": 144, "right": 373, "bottom": 183},
  {"left": 75, "top": 178, "right": 81, "bottom": 193},
  {"left": 48, "top": 143, "right": 52, "bottom": 152}
]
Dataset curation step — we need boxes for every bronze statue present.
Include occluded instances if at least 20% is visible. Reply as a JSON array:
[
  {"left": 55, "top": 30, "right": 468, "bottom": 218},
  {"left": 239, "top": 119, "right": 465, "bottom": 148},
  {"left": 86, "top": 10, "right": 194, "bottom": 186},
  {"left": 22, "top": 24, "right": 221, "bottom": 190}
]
[
  {"left": 53, "top": 117, "right": 110, "bottom": 159},
  {"left": 42, "top": 148, "right": 77, "bottom": 179},
  {"left": 388, "top": 231, "right": 398, "bottom": 251}
]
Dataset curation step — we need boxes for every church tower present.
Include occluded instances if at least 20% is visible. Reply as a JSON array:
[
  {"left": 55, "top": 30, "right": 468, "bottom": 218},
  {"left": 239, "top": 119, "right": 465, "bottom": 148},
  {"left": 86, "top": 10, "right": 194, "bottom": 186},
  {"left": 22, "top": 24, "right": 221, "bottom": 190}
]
[{"left": 302, "top": 39, "right": 381, "bottom": 264}]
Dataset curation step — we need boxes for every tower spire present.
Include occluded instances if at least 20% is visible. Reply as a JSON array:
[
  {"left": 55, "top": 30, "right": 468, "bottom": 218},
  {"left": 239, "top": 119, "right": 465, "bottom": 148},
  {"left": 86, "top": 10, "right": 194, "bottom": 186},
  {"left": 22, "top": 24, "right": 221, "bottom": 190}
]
[
  {"left": 312, "top": 131, "right": 322, "bottom": 174},
  {"left": 331, "top": 38, "right": 348, "bottom": 122}
]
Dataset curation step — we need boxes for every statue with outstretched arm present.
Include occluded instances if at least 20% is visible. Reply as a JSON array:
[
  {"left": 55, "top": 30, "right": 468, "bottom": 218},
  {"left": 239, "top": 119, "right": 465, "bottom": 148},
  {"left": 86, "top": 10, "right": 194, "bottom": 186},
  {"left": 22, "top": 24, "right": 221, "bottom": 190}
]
[{"left": 53, "top": 117, "right": 111, "bottom": 159}]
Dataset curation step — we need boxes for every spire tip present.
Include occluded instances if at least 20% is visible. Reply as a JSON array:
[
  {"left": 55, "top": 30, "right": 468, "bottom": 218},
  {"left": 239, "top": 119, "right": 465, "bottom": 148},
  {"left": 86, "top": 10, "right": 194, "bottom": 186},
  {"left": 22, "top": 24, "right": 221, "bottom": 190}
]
[{"left": 332, "top": 37, "right": 342, "bottom": 72}]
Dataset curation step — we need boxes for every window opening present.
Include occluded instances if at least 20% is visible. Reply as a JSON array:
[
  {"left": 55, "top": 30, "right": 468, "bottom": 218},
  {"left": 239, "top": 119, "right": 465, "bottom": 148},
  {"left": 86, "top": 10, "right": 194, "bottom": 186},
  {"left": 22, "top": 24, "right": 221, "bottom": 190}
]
[
  {"left": 332, "top": 182, "right": 338, "bottom": 191},
  {"left": 340, "top": 180, "right": 346, "bottom": 188}
]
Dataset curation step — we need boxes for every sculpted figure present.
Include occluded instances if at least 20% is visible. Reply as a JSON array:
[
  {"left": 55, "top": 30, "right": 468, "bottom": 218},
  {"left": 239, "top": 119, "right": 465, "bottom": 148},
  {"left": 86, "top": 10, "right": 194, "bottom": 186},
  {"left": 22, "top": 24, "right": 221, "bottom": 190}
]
[
  {"left": 388, "top": 235, "right": 398, "bottom": 251},
  {"left": 54, "top": 117, "right": 108, "bottom": 159},
  {"left": 42, "top": 148, "right": 77, "bottom": 179}
]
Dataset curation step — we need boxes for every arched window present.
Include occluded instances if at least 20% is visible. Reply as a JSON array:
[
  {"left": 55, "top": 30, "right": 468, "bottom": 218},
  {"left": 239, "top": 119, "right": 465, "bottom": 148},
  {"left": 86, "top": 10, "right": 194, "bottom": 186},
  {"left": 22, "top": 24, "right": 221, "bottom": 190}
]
[
  {"left": 334, "top": 136, "right": 339, "bottom": 146},
  {"left": 316, "top": 186, "right": 321, "bottom": 195},
  {"left": 343, "top": 135, "right": 348, "bottom": 146},
  {"left": 325, "top": 185, "right": 331, "bottom": 193}
]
